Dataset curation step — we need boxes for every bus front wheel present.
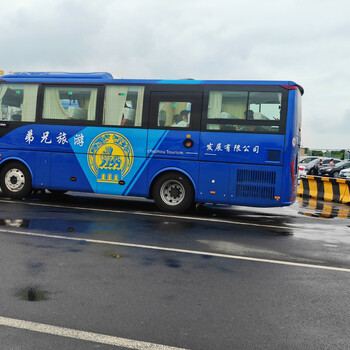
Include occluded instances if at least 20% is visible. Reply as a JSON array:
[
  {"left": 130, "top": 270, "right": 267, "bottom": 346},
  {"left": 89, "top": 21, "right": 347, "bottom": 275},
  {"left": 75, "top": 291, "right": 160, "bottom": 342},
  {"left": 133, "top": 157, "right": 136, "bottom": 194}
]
[
  {"left": 152, "top": 172, "right": 194, "bottom": 213},
  {"left": 0, "top": 162, "right": 32, "bottom": 199}
]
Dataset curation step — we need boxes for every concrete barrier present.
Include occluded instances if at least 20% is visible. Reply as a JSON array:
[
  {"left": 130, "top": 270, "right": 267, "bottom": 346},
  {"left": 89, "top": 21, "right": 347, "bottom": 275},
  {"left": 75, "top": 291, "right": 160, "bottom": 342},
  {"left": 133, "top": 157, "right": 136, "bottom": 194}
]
[{"left": 298, "top": 176, "right": 350, "bottom": 204}]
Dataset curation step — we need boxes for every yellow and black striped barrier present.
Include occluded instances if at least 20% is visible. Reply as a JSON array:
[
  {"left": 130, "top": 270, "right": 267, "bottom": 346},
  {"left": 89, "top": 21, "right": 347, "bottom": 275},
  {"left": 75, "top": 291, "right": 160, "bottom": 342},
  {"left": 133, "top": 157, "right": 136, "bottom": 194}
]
[{"left": 298, "top": 176, "right": 350, "bottom": 204}]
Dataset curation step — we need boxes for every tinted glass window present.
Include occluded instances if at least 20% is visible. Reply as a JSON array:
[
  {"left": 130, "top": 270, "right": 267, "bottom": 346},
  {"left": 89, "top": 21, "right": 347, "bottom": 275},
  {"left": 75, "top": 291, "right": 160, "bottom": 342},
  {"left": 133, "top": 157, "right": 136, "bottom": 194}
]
[
  {"left": 103, "top": 85, "right": 145, "bottom": 126},
  {"left": 208, "top": 91, "right": 248, "bottom": 121},
  {"left": 157, "top": 101, "right": 192, "bottom": 128},
  {"left": 0, "top": 83, "right": 38, "bottom": 122},
  {"left": 206, "top": 90, "right": 282, "bottom": 133},
  {"left": 248, "top": 92, "right": 281, "bottom": 121},
  {"left": 42, "top": 86, "right": 98, "bottom": 121}
]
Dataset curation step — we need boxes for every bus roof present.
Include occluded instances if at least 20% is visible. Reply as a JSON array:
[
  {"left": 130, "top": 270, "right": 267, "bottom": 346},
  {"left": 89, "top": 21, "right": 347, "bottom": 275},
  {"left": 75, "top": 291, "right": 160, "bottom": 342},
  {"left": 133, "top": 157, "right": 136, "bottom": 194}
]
[
  {"left": 0, "top": 72, "right": 303, "bottom": 94},
  {"left": 0, "top": 72, "right": 114, "bottom": 80}
]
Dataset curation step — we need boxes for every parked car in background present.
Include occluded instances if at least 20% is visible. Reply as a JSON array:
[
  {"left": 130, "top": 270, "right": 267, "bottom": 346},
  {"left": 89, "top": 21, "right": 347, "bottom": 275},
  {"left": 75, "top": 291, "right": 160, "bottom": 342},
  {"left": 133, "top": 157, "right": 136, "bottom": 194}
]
[
  {"left": 318, "top": 158, "right": 341, "bottom": 170},
  {"left": 299, "top": 157, "right": 328, "bottom": 176},
  {"left": 306, "top": 157, "right": 328, "bottom": 175},
  {"left": 319, "top": 160, "right": 350, "bottom": 178},
  {"left": 298, "top": 157, "right": 323, "bottom": 177},
  {"left": 339, "top": 167, "right": 350, "bottom": 179},
  {"left": 298, "top": 157, "right": 341, "bottom": 177},
  {"left": 299, "top": 156, "right": 318, "bottom": 165}
]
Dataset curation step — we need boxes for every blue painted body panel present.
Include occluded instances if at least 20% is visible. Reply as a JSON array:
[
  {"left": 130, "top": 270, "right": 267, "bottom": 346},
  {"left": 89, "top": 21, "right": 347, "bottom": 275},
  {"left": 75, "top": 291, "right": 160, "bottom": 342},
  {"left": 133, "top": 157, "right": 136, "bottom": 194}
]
[
  {"left": 198, "top": 162, "right": 230, "bottom": 203},
  {"left": 147, "top": 130, "right": 200, "bottom": 160},
  {"left": 0, "top": 123, "right": 294, "bottom": 206},
  {"left": 199, "top": 132, "right": 285, "bottom": 164},
  {"left": 197, "top": 132, "right": 285, "bottom": 206}
]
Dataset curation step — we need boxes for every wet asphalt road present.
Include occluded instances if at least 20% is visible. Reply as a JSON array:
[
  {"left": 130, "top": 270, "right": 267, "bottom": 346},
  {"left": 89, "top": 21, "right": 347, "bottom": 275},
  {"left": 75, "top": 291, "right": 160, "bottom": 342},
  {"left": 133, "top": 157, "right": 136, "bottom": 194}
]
[{"left": 0, "top": 192, "right": 349, "bottom": 350}]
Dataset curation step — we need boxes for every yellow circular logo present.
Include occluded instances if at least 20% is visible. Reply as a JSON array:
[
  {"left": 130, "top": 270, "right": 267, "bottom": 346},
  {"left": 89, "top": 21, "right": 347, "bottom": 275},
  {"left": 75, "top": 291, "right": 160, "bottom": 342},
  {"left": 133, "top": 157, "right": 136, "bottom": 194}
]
[{"left": 87, "top": 132, "right": 134, "bottom": 183}]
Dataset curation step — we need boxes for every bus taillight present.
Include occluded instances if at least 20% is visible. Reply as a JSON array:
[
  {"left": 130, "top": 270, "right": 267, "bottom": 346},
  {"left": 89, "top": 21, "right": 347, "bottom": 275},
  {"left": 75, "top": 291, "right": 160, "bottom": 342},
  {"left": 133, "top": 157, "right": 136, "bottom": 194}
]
[
  {"left": 291, "top": 157, "right": 296, "bottom": 199},
  {"left": 280, "top": 84, "right": 304, "bottom": 95},
  {"left": 280, "top": 85, "right": 298, "bottom": 90}
]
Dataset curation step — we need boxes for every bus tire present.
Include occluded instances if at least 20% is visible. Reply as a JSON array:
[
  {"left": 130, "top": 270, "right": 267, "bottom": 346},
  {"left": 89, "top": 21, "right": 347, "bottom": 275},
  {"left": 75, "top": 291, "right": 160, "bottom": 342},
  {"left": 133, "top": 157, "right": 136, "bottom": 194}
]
[
  {"left": 152, "top": 172, "right": 194, "bottom": 213},
  {"left": 0, "top": 162, "right": 32, "bottom": 199}
]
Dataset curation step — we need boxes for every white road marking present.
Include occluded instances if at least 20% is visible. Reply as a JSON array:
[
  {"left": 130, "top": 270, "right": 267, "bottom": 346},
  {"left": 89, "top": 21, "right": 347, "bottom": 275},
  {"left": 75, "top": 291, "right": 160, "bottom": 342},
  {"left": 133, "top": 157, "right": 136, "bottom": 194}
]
[
  {"left": 0, "top": 198, "right": 289, "bottom": 230},
  {"left": 0, "top": 227, "right": 349, "bottom": 273},
  {"left": 0, "top": 316, "right": 188, "bottom": 349}
]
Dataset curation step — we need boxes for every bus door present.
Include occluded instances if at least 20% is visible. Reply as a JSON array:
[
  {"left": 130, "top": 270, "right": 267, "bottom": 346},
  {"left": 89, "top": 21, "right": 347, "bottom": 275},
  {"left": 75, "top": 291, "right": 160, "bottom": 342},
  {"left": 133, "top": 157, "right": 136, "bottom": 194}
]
[{"left": 148, "top": 91, "right": 202, "bottom": 161}]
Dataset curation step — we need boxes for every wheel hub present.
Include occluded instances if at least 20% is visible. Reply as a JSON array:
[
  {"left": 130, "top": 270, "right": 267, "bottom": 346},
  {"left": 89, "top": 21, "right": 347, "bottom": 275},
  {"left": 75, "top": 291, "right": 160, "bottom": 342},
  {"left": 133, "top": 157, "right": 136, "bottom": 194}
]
[
  {"left": 169, "top": 186, "right": 181, "bottom": 199},
  {"left": 160, "top": 180, "right": 185, "bottom": 206},
  {"left": 5, "top": 169, "right": 25, "bottom": 192},
  {"left": 10, "top": 175, "right": 18, "bottom": 185}
]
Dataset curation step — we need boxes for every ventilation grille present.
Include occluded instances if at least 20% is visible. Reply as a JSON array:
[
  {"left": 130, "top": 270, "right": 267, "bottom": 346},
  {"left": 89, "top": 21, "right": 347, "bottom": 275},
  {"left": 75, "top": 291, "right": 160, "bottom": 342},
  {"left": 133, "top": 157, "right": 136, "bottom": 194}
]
[
  {"left": 237, "top": 169, "right": 276, "bottom": 185},
  {"left": 236, "top": 184, "right": 275, "bottom": 200},
  {"left": 236, "top": 169, "right": 277, "bottom": 200}
]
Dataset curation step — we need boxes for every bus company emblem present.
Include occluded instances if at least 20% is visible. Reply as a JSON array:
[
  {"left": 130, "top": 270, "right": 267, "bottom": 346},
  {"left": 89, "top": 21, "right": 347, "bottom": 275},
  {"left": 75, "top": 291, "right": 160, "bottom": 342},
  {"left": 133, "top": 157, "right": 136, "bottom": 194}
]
[{"left": 87, "top": 132, "right": 134, "bottom": 183}]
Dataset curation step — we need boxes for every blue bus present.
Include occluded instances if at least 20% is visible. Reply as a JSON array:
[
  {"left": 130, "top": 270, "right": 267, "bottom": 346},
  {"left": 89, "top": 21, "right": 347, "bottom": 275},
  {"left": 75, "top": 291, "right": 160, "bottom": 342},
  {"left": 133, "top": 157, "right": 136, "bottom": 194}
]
[{"left": 0, "top": 72, "right": 303, "bottom": 213}]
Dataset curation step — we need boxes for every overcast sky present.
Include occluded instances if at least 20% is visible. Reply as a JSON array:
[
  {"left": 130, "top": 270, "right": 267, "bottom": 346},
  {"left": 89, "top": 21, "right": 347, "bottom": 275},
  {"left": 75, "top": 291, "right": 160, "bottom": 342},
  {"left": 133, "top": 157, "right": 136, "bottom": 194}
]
[{"left": 1, "top": 0, "right": 349, "bottom": 149}]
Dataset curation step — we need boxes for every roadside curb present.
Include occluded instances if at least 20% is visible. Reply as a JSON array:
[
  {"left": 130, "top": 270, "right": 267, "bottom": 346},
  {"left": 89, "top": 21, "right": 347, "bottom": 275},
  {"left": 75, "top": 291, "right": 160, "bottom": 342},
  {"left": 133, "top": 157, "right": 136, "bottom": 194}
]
[{"left": 298, "top": 176, "right": 350, "bottom": 204}]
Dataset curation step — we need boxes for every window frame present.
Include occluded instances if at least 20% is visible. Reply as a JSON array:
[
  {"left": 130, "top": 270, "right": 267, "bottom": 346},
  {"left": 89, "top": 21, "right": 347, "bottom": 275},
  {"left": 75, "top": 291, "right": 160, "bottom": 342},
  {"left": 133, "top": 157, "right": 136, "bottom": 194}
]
[
  {"left": 0, "top": 82, "right": 40, "bottom": 124},
  {"left": 101, "top": 83, "right": 148, "bottom": 128},
  {"left": 202, "top": 85, "right": 289, "bottom": 134},
  {"left": 149, "top": 90, "right": 202, "bottom": 131},
  {"left": 37, "top": 83, "right": 105, "bottom": 126}
]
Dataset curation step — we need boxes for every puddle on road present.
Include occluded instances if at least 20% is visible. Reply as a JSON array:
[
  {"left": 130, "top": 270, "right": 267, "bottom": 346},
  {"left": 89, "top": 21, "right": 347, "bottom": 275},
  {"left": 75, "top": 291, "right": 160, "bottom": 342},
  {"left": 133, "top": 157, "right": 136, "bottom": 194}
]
[
  {"left": 165, "top": 258, "right": 181, "bottom": 268},
  {"left": 103, "top": 251, "right": 121, "bottom": 259},
  {"left": 297, "top": 197, "right": 350, "bottom": 220},
  {"left": 267, "top": 229, "right": 293, "bottom": 236},
  {"left": 0, "top": 196, "right": 348, "bottom": 249},
  {"left": 0, "top": 219, "right": 30, "bottom": 228},
  {"left": 0, "top": 218, "right": 111, "bottom": 235},
  {"left": 18, "top": 288, "right": 47, "bottom": 302}
]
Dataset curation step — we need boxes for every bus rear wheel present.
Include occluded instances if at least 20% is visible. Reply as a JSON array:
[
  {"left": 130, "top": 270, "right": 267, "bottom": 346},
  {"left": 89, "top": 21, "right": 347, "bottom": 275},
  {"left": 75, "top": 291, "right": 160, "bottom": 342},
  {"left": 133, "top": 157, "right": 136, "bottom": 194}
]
[
  {"left": 153, "top": 172, "right": 194, "bottom": 213},
  {"left": 0, "top": 162, "right": 32, "bottom": 199}
]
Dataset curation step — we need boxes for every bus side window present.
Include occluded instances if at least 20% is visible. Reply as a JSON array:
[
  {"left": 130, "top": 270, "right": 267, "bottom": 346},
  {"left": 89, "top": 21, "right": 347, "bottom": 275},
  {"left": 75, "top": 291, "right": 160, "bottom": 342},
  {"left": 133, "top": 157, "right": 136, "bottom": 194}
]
[
  {"left": 206, "top": 90, "right": 282, "bottom": 133},
  {"left": 248, "top": 92, "right": 282, "bottom": 121},
  {"left": 103, "top": 85, "right": 145, "bottom": 127},
  {"left": 42, "top": 86, "right": 98, "bottom": 121},
  {"left": 0, "top": 84, "right": 38, "bottom": 122},
  {"left": 206, "top": 91, "right": 247, "bottom": 131},
  {"left": 157, "top": 101, "right": 191, "bottom": 128}
]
